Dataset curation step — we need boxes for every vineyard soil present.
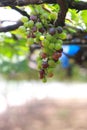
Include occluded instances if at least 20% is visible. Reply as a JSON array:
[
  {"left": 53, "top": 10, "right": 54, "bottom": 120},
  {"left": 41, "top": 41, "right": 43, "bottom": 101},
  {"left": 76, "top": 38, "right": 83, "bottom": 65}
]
[{"left": 0, "top": 99, "right": 87, "bottom": 130}]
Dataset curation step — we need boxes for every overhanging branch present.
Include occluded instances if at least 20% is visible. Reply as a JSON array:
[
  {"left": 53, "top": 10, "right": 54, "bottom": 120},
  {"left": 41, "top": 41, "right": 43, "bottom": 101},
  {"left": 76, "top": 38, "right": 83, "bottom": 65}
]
[
  {"left": 0, "top": 0, "right": 87, "bottom": 32},
  {"left": 70, "top": 1, "right": 87, "bottom": 11},
  {"left": 0, "top": 21, "right": 23, "bottom": 32},
  {"left": 0, "top": 0, "right": 45, "bottom": 6}
]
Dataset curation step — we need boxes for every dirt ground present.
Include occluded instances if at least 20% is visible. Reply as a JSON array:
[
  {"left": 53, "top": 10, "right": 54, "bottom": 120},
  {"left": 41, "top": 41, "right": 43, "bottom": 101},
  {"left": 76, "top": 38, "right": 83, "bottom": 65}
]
[{"left": 0, "top": 99, "right": 87, "bottom": 130}]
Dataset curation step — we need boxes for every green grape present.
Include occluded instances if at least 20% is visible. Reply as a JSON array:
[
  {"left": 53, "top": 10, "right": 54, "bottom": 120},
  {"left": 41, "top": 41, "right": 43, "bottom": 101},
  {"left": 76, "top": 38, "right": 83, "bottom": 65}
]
[
  {"left": 59, "top": 32, "right": 67, "bottom": 40},
  {"left": 27, "top": 38, "right": 34, "bottom": 45},
  {"left": 35, "top": 32, "right": 42, "bottom": 41},
  {"left": 55, "top": 43, "right": 62, "bottom": 50},
  {"left": 47, "top": 67, "right": 54, "bottom": 74},
  {"left": 28, "top": 20, "right": 34, "bottom": 28},
  {"left": 47, "top": 50, "right": 53, "bottom": 55},
  {"left": 56, "top": 60, "right": 61, "bottom": 64},
  {"left": 57, "top": 39, "right": 63, "bottom": 45},
  {"left": 48, "top": 59, "right": 56, "bottom": 67},
  {"left": 42, "top": 48, "right": 50, "bottom": 53},
  {"left": 37, "top": 60, "right": 42, "bottom": 69},
  {"left": 46, "top": 33, "right": 52, "bottom": 41},
  {"left": 49, "top": 43, "right": 54, "bottom": 50},
  {"left": 37, "top": 56, "right": 42, "bottom": 62},
  {"left": 42, "top": 77, "right": 47, "bottom": 83},
  {"left": 24, "top": 22, "right": 29, "bottom": 28},
  {"left": 18, "top": 26, "right": 26, "bottom": 32},
  {"left": 39, "top": 35, "right": 45, "bottom": 41},
  {"left": 35, "top": 22, "right": 42, "bottom": 29},
  {"left": 21, "top": 16, "right": 29, "bottom": 23},
  {"left": 42, "top": 39, "right": 49, "bottom": 47}
]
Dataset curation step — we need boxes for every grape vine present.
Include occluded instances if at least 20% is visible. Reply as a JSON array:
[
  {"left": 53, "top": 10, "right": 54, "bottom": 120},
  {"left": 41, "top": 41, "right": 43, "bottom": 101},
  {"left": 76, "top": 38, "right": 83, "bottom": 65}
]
[{"left": 18, "top": 5, "right": 67, "bottom": 82}]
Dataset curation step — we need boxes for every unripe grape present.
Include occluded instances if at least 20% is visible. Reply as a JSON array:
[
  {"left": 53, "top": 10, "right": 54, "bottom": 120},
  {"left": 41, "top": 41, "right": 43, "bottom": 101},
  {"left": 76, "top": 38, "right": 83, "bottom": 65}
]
[
  {"left": 59, "top": 32, "right": 67, "bottom": 40},
  {"left": 37, "top": 56, "right": 42, "bottom": 62},
  {"left": 49, "top": 43, "right": 54, "bottom": 50},
  {"left": 42, "top": 77, "right": 47, "bottom": 83},
  {"left": 57, "top": 39, "right": 63, "bottom": 45},
  {"left": 28, "top": 20, "right": 34, "bottom": 28},
  {"left": 35, "top": 22, "right": 42, "bottom": 29},
  {"left": 48, "top": 59, "right": 56, "bottom": 67},
  {"left": 46, "top": 33, "right": 52, "bottom": 41},
  {"left": 24, "top": 22, "right": 29, "bottom": 28},
  {"left": 21, "top": 16, "right": 29, "bottom": 23},
  {"left": 56, "top": 60, "right": 61, "bottom": 64},
  {"left": 55, "top": 43, "right": 62, "bottom": 50},
  {"left": 35, "top": 32, "right": 42, "bottom": 41},
  {"left": 40, "top": 36, "right": 45, "bottom": 41},
  {"left": 47, "top": 67, "right": 53, "bottom": 74},
  {"left": 18, "top": 26, "right": 26, "bottom": 32},
  {"left": 42, "top": 39, "right": 49, "bottom": 47},
  {"left": 42, "top": 48, "right": 49, "bottom": 54},
  {"left": 37, "top": 60, "right": 42, "bottom": 69}
]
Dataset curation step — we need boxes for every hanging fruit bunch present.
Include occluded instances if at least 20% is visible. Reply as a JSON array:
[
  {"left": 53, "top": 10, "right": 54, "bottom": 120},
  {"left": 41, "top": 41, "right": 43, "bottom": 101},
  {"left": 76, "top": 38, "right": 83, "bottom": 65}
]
[{"left": 19, "top": 5, "right": 66, "bottom": 82}]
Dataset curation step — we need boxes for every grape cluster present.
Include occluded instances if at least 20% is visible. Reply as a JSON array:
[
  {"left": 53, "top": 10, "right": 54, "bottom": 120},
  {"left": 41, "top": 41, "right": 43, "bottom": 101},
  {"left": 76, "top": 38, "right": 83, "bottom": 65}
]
[{"left": 19, "top": 7, "right": 66, "bottom": 82}]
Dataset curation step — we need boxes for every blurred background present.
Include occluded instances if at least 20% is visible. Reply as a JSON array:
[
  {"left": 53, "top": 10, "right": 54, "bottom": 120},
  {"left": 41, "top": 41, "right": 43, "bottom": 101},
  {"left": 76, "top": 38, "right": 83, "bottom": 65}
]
[{"left": 0, "top": 4, "right": 87, "bottom": 130}]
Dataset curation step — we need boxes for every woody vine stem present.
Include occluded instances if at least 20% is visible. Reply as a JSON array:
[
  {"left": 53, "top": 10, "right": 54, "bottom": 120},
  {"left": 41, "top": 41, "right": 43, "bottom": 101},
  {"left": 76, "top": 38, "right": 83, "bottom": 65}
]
[{"left": 0, "top": 0, "right": 87, "bottom": 32}]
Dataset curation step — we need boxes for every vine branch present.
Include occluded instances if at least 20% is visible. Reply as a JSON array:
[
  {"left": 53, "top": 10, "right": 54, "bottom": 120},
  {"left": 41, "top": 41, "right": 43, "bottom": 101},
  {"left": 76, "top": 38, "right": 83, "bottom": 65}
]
[
  {"left": 70, "top": 1, "right": 87, "bottom": 11},
  {"left": 0, "top": 0, "right": 87, "bottom": 32},
  {"left": 0, "top": 21, "right": 23, "bottom": 32}
]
